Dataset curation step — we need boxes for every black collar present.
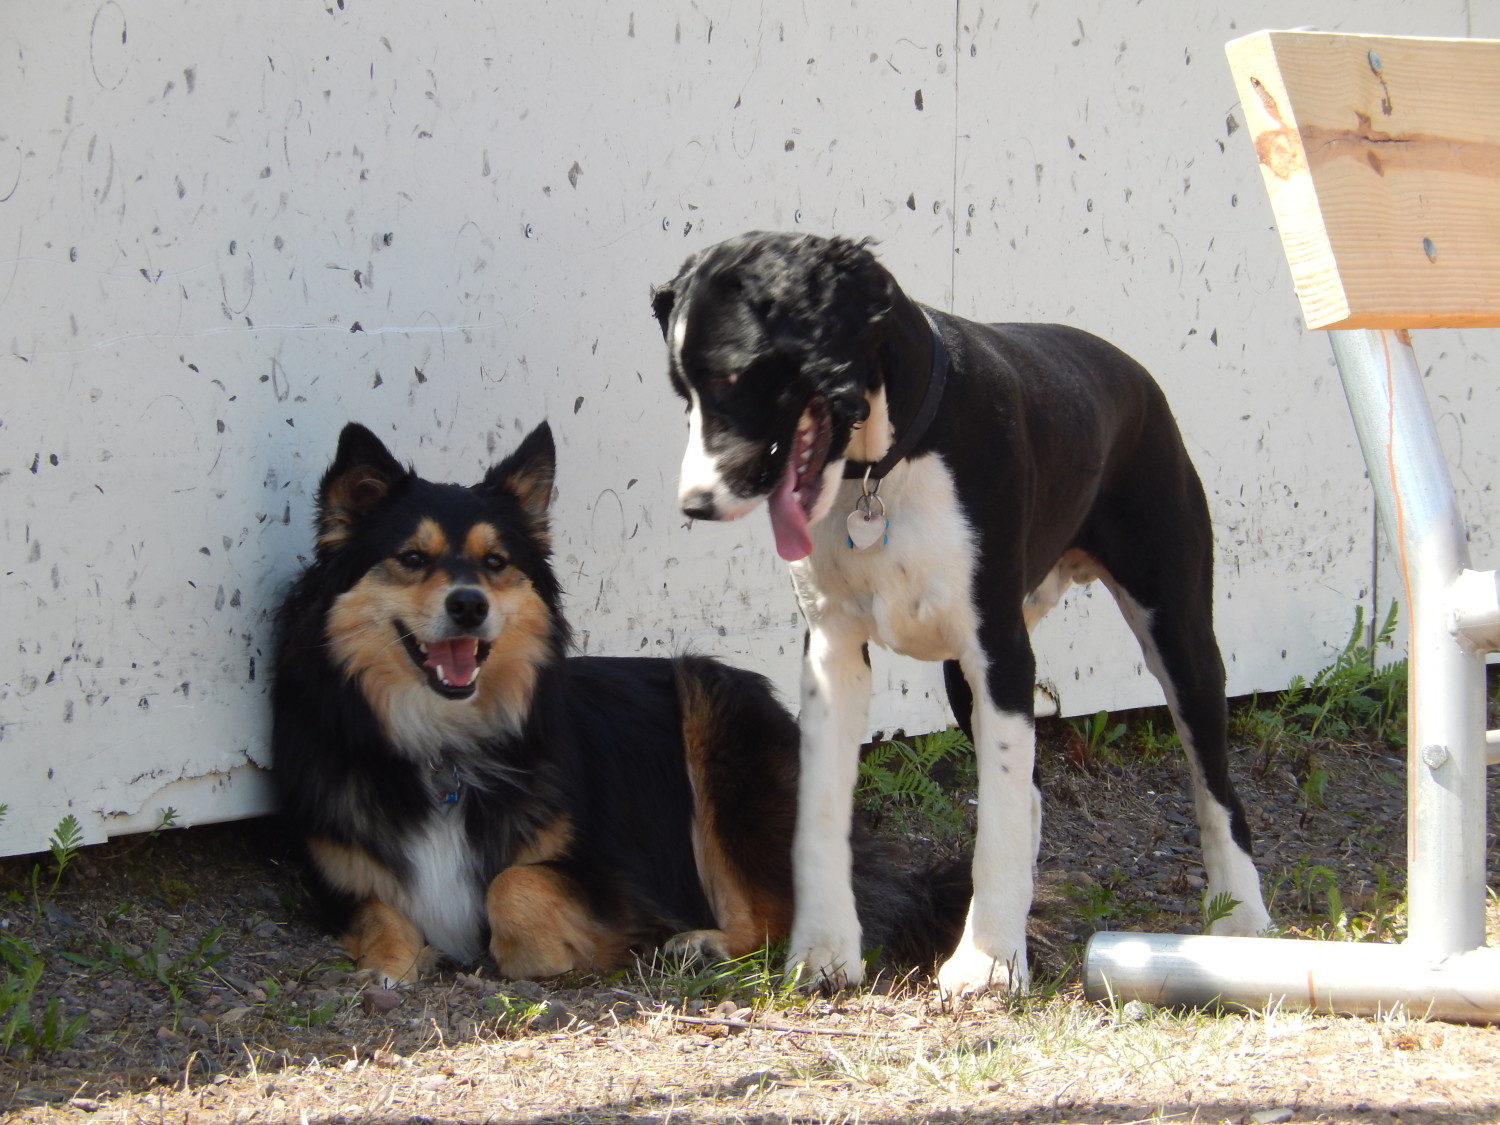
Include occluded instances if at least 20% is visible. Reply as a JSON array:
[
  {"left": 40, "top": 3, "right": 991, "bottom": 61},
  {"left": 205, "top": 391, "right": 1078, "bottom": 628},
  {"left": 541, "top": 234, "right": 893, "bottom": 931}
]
[{"left": 842, "top": 306, "right": 948, "bottom": 482}]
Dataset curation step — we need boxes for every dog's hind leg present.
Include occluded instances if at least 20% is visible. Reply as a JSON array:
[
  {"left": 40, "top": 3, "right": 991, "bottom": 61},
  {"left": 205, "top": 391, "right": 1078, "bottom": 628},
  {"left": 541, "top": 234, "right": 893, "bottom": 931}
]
[
  {"left": 786, "top": 624, "right": 873, "bottom": 989},
  {"left": 487, "top": 863, "right": 619, "bottom": 978},
  {"left": 1102, "top": 573, "right": 1271, "bottom": 937},
  {"left": 673, "top": 656, "right": 798, "bottom": 962}
]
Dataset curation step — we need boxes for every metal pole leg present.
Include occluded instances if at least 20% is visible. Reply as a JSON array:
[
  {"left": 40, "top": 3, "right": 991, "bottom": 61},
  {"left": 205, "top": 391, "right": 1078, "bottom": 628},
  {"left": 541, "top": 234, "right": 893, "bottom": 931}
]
[{"left": 1327, "top": 328, "right": 1489, "bottom": 957}]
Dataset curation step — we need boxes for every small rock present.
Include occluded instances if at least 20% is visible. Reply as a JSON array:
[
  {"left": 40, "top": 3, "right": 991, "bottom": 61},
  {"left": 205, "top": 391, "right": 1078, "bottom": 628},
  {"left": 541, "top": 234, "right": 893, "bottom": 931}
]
[
  {"left": 508, "top": 1045, "right": 536, "bottom": 1061},
  {"left": 1118, "top": 1000, "right": 1155, "bottom": 1023},
  {"left": 178, "top": 1017, "right": 212, "bottom": 1037},
  {"left": 508, "top": 980, "right": 545, "bottom": 1000},
  {"left": 217, "top": 1006, "right": 256, "bottom": 1025},
  {"left": 1248, "top": 1110, "right": 1294, "bottom": 1125},
  {"left": 732, "top": 1070, "right": 781, "bottom": 1091},
  {"left": 361, "top": 987, "right": 401, "bottom": 1015},
  {"left": 528, "top": 1000, "right": 571, "bottom": 1031},
  {"left": 69, "top": 1098, "right": 103, "bottom": 1113},
  {"left": 155, "top": 1026, "right": 185, "bottom": 1046}
]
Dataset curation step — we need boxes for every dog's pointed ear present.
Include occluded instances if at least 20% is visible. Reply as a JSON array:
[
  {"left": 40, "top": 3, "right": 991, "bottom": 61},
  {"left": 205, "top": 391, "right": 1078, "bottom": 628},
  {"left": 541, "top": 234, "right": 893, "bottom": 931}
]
[
  {"left": 650, "top": 281, "right": 678, "bottom": 340},
  {"left": 317, "top": 423, "right": 410, "bottom": 551},
  {"left": 483, "top": 421, "right": 556, "bottom": 533}
]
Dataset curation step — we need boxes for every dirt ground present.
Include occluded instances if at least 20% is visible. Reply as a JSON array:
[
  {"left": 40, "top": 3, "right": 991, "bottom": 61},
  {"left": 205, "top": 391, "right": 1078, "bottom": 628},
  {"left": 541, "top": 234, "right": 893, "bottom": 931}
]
[{"left": 3, "top": 715, "right": 1499, "bottom": 1125}]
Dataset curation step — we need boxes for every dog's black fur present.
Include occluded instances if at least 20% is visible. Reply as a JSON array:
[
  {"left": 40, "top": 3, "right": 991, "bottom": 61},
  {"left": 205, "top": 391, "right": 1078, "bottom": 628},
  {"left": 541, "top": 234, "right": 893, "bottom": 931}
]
[
  {"left": 652, "top": 231, "right": 1271, "bottom": 993},
  {"left": 272, "top": 420, "right": 963, "bottom": 984}
]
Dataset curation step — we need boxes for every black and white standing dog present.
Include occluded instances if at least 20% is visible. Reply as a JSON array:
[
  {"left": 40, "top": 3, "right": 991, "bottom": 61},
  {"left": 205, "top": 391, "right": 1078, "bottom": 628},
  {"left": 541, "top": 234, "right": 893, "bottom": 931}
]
[{"left": 651, "top": 231, "right": 1271, "bottom": 995}]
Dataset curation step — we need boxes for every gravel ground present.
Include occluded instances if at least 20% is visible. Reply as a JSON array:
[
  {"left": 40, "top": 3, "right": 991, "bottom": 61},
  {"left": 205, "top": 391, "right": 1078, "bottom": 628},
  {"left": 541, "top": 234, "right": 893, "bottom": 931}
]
[{"left": 3, "top": 714, "right": 1498, "bottom": 1124}]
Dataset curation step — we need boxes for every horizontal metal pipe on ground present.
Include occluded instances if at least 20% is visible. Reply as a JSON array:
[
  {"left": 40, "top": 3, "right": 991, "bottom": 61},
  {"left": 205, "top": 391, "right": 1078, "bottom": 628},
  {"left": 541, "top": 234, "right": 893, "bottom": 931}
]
[{"left": 1084, "top": 932, "right": 1500, "bottom": 1024}]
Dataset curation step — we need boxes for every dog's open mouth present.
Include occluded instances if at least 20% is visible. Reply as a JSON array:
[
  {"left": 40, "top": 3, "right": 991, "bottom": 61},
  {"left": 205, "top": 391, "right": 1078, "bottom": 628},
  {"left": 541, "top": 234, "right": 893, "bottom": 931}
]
[
  {"left": 768, "top": 399, "right": 832, "bottom": 562},
  {"left": 398, "top": 624, "right": 493, "bottom": 699}
]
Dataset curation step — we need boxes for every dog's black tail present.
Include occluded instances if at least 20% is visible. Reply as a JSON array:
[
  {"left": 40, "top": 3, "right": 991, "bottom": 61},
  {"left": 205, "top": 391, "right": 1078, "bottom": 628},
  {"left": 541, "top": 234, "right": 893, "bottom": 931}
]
[{"left": 851, "top": 832, "right": 971, "bottom": 972}]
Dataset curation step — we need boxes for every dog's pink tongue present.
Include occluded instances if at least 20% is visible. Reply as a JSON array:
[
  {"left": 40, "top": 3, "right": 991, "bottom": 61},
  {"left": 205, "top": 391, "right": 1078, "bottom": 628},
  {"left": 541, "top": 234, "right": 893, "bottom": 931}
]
[
  {"left": 768, "top": 462, "right": 813, "bottom": 562},
  {"left": 424, "top": 639, "right": 480, "bottom": 688}
]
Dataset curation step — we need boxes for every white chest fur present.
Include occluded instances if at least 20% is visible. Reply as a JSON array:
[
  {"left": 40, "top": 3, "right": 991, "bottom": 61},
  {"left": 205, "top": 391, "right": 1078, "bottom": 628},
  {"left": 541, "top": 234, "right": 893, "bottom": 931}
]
[
  {"left": 402, "top": 811, "right": 485, "bottom": 963},
  {"left": 790, "top": 454, "right": 978, "bottom": 662}
]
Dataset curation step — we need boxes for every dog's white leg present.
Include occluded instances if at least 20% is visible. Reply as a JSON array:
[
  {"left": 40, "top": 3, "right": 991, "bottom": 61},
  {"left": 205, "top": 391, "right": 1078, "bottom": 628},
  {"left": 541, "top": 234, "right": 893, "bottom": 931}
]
[
  {"left": 786, "top": 624, "right": 870, "bottom": 989},
  {"left": 1188, "top": 765, "right": 1272, "bottom": 935},
  {"left": 937, "top": 670, "right": 1036, "bottom": 997}
]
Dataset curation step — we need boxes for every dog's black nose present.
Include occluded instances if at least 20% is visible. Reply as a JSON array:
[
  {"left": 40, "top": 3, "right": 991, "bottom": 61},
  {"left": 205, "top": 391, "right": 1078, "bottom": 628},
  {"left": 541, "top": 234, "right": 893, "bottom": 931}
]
[
  {"left": 681, "top": 490, "right": 718, "bottom": 520},
  {"left": 445, "top": 587, "right": 489, "bottom": 630}
]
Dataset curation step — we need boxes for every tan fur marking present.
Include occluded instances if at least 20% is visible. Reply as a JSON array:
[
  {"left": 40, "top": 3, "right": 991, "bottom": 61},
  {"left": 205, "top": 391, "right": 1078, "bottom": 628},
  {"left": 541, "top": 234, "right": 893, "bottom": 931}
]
[
  {"left": 469, "top": 580, "right": 552, "bottom": 722},
  {"left": 464, "top": 523, "right": 503, "bottom": 562},
  {"left": 501, "top": 455, "right": 555, "bottom": 541},
  {"left": 409, "top": 519, "right": 448, "bottom": 560},
  {"left": 678, "top": 680, "right": 790, "bottom": 957},
  {"left": 511, "top": 815, "right": 574, "bottom": 868},
  {"left": 318, "top": 471, "right": 396, "bottom": 551},
  {"left": 344, "top": 899, "right": 433, "bottom": 985},
  {"left": 308, "top": 837, "right": 405, "bottom": 905},
  {"left": 487, "top": 865, "right": 624, "bottom": 978}
]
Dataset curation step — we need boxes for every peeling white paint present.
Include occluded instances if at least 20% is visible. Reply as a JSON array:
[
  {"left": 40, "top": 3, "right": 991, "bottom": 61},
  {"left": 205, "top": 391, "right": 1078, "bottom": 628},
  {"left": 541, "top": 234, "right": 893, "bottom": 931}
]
[{"left": 3, "top": 0, "right": 1498, "bottom": 856}]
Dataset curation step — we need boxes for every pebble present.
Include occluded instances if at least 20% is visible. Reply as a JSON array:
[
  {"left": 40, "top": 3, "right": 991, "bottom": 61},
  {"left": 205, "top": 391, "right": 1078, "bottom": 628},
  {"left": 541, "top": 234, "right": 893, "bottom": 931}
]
[
  {"left": 527, "top": 1000, "right": 571, "bottom": 1031},
  {"left": 731, "top": 1070, "right": 781, "bottom": 1090},
  {"left": 1247, "top": 1111, "right": 1294, "bottom": 1125},
  {"left": 361, "top": 987, "right": 401, "bottom": 1015},
  {"left": 508, "top": 980, "right": 545, "bottom": 1000}
]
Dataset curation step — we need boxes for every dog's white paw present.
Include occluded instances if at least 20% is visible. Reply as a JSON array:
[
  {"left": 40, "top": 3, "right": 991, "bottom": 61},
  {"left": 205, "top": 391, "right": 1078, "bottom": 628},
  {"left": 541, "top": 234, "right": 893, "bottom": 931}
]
[
  {"left": 784, "top": 939, "right": 863, "bottom": 993},
  {"left": 936, "top": 943, "right": 1028, "bottom": 999},
  {"left": 662, "top": 929, "right": 733, "bottom": 963},
  {"left": 1206, "top": 896, "right": 1273, "bottom": 937}
]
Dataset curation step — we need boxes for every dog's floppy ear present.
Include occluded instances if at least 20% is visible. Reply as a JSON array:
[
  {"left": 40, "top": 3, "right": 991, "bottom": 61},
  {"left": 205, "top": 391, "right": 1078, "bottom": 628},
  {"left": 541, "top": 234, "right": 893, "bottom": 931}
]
[
  {"left": 650, "top": 281, "right": 678, "bottom": 340},
  {"left": 483, "top": 421, "right": 556, "bottom": 535},
  {"left": 823, "top": 236, "right": 895, "bottom": 339},
  {"left": 317, "top": 423, "right": 410, "bottom": 551}
]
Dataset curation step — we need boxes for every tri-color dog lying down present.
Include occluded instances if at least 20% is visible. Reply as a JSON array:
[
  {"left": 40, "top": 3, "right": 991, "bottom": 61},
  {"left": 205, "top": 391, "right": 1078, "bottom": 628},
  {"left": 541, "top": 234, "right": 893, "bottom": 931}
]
[
  {"left": 652, "top": 231, "right": 1272, "bottom": 995},
  {"left": 272, "top": 421, "right": 965, "bottom": 985}
]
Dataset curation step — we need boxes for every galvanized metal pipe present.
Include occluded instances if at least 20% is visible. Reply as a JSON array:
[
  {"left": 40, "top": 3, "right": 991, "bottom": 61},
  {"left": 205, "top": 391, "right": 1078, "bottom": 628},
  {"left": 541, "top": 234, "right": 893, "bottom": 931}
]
[
  {"left": 1080, "top": 329, "right": 1496, "bottom": 1020},
  {"left": 1084, "top": 933, "right": 1500, "bottom": 1023},
  {"left": 1328, "top": 328, "right": 1490, "bottom": 957}
]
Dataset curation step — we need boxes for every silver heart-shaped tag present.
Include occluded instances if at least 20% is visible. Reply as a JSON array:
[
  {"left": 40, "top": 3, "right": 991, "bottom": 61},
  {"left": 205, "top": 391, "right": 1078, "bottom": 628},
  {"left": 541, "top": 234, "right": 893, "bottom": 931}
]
[{"left": 846, "top": 508, "right": 888, "bottom": 550}]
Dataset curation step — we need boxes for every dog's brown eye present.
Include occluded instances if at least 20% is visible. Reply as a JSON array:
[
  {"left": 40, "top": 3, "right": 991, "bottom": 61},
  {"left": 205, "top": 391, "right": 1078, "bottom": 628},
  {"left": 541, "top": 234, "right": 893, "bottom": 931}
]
[
  {"left": 483, "top": 552, "right": 508, "bottom": 573},
  {"left": 396, "top": 549, "right": 428, "bottom": 570}
]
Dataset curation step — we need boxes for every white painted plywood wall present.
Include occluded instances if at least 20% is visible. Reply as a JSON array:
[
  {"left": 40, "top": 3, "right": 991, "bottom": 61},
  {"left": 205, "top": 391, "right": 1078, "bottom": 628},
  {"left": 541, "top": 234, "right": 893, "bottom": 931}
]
[{"left": 4, "top": 1, "right": 1497, "bottom": 856}]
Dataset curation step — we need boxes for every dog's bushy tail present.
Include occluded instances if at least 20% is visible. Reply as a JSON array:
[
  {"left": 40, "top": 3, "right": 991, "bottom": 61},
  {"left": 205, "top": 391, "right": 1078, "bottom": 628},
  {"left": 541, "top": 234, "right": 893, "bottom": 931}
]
[{"left": 851, "top": 832, "right": 971, "bottom": 972}]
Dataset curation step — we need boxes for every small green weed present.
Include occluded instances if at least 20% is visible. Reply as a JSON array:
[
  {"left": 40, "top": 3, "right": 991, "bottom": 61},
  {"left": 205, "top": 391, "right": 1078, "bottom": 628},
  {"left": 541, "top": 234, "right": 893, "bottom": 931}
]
[
  {"left": 857, "top": 728, "right": 972, "bottom": 836},
  {"left": 482, "top": 993, "right": 551, "bottom": 1032},
  {"left": 1202, "top": 891, "right": 1241, "bottom": 929},
  {"left": 1265, "top": 859, "right": 1406, "bottom": 943},
  {"left": 2, "top": 934, "right": 87, "bottom": 1056},
  {"left": 628, "top": 941, "right": 807, "bottom": 1012},
  {"left": 1063, "top": 710, "right": 1129, "bottom": 772},
  {"left": 260, "top": 977, "right": 344, "bottom": 1028},
  {"left": 1066, "top": 867, "right": 1140, "bottom": 932},
  {"left": 1279, "top": 601, "right": 1407, "bottom": 744}
]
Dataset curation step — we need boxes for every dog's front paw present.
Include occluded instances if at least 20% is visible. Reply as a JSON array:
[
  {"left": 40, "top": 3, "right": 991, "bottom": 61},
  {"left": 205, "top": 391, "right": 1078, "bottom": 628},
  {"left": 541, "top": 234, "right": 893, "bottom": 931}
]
[
  {"left": 662, "top": 929, "right": 734, "bottom": 963},
  {"left": 936, "top": 943, "right": 1028, "bottom": 999},
  {"left": 784, "top": 937, "right": 863, "bottom": 993}
]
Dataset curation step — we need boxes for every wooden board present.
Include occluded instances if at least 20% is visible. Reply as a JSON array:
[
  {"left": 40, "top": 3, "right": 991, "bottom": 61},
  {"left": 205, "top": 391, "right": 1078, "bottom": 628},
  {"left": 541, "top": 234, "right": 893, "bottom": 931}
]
[{"left": 1225, "top": 31, "right": 1500, "bottom": 329}]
